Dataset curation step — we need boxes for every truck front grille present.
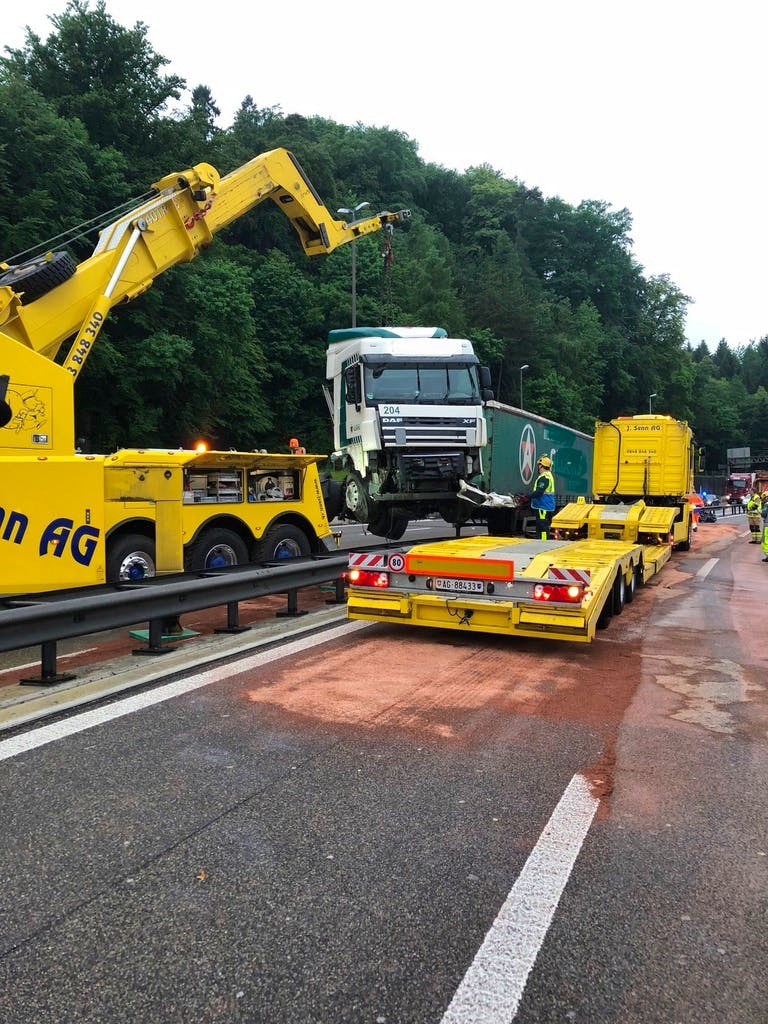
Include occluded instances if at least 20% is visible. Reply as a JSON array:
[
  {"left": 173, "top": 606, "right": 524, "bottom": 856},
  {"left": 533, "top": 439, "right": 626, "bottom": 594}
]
[{"left": 380, "top": 416, "right": 477, "bottom": 447}]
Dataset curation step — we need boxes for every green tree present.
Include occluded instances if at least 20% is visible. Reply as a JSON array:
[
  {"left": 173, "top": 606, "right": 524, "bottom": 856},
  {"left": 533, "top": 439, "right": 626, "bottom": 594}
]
[{"left": 3, "top": 0, "right": 184, "bottom": 167}]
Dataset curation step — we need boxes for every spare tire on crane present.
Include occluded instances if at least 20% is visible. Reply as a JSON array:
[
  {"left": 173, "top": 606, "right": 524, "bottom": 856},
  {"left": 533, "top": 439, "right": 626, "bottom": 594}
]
[{"left": 0, "top": 251, "right": 77, "bottom": 302}]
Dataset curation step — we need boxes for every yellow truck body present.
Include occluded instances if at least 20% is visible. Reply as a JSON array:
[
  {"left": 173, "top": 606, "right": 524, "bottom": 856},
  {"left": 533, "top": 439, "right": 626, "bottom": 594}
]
[
  {"left": 1, "top": 148, "right": 409, "bottom": 593},
  {"left": 592, "top": 415, "right": 695, "bottom": 500},
  {"left": 1, "top": 449, "right": 335, "bottom": 594}
]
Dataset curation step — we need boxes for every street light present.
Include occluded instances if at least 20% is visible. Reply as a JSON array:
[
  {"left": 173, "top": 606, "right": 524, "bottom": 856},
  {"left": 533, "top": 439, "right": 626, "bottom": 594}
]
[
  {"left": 649, "top": 392, "right": 657, "bottom": 413},
  {"left": 519, "top": 364, "right": 529, "bottom": 409},
  {"left": 337, "top": 201, "right": 370, "bottom": 327}
]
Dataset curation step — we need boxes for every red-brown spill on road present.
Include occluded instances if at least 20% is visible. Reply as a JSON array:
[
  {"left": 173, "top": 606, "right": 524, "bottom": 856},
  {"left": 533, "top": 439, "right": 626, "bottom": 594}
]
[{"left": 237, "top": 521, "right": 760, "bottom": 818}]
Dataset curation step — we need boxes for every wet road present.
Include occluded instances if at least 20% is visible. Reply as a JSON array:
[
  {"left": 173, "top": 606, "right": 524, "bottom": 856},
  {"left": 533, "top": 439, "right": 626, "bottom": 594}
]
[{"left": 0, "top": 517, "right": 766, "bottom": 1023}]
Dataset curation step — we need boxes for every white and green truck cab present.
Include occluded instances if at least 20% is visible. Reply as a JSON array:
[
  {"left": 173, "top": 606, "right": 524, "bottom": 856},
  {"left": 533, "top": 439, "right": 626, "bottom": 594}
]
[{"left": 325, "top": 327, "right": 493, "bottom": 539}]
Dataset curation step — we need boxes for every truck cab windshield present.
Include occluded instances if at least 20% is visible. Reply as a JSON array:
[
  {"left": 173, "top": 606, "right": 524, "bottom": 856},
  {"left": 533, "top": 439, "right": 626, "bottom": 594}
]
[{"left": 364, "top": 363, "right": 480, "bottom": 404}]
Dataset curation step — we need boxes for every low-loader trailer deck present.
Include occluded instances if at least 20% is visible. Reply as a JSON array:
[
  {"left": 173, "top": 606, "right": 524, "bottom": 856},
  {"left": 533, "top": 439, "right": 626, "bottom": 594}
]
[{"left": 345, "top": 414, "right": 698, "bottom": 643}]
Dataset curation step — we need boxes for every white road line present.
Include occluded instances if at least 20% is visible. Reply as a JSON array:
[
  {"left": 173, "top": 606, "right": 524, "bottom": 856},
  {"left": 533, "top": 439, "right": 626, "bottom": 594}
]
[
  {"left": 696, "top": 558, "right": 719, "bottom": 579},
  {"left": 2, "top": 647, "right": 98, "bottom": 675},
  {"left": 0, "top": 621, "right": 371, "bottom": 763},
  {"left": 441, "top": 773, "right": 599, "bottom": 1024}
]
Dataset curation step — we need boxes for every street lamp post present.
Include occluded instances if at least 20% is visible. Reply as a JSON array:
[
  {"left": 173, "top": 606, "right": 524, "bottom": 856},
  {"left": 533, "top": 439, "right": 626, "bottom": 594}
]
[
  {"left": 337, "top": 201, "right": 370, "bottom": 327},
  {"left": 649, "top": 392, "right": 657, "bottom": 414},
  {"left": 519, "top": 364, "right": 529, "bottom": 409}
]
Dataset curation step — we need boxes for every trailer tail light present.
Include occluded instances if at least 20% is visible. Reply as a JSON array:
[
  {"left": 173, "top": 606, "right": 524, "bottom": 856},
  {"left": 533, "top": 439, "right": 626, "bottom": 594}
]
[
  {"left": 532, "top": 583, "right": 584, "bottom": 603},
  {"left": 346, "top": 568, "right": 390, "bottom": 588}
]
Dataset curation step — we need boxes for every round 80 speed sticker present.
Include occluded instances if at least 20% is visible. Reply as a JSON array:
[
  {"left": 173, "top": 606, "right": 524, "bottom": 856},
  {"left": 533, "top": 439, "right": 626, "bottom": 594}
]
[{"left": 388, "top": 553, "right": 405, "bottom": 572}]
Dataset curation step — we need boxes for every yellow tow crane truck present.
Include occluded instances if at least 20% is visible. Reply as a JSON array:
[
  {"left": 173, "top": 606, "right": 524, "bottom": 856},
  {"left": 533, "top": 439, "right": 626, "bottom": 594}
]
[
  {"left": 345, "top": 414, "right": 699, "bottom": 643},
  {"left": 0, "top": 148, "right": 409, "bottom": 593}
]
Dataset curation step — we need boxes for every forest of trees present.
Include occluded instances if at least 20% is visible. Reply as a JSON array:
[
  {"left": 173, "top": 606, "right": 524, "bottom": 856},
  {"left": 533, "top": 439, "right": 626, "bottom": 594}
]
[{"left": 2, "top": 1, "right": 767, "bottom": 470}]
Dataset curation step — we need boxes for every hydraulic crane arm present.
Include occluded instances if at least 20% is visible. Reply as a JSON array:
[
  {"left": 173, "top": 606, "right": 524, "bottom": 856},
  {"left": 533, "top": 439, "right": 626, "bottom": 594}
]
[{"left": 0, "top": 147, "right": 410, "bottom": 376}]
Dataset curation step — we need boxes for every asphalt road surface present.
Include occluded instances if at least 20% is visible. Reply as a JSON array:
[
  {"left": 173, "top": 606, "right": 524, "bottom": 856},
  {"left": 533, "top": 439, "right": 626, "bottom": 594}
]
[{"left": 0, "top": 516, "right": 766, "bottom": 1023}]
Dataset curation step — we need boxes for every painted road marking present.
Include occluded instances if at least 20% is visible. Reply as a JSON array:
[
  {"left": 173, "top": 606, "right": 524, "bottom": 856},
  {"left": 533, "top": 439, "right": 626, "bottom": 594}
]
[
  {"left": 696, "top": 558, "right": 719, "bottom": 580},
  {"left": 441, "top": 773, "right": 599, "bottom": 1024},
  {"left": 0, "top": 622, "right": 371, "bottom": 763}
]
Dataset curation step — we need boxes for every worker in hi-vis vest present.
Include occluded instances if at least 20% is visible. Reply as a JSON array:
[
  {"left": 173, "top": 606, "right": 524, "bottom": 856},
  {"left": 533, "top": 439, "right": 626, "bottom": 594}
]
[{"left": 529, "top": 455, "right": 556, "bottom": 539}]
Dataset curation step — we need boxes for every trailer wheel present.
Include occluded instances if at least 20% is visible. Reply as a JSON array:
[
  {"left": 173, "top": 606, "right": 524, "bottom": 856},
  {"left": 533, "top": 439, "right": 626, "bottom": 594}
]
[
  {"left": 255, "top": 524, "right": 311, "bottom": 563},
  {"left": 107, "top": 534, "right": 157, "bottom": 583},
  {"left": 186, "top": 528, "right": 248, "bottom": 571},
  {"left": 612, "top": 571, "right": 626, "bottom": 615},
  {"left": 597, "top": 571, "right": 623, "bottom": 630},
  {"left": 624, "top": 566, "right": 637, "bottom": 604},
  {"left": 0, "top": 250, "right": 77, "bottom": 302}
]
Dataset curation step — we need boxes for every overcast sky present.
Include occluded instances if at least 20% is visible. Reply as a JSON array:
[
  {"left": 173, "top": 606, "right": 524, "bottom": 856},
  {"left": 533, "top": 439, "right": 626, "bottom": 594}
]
[{"left": 5, "top": 0, "right": 767, "bottom": 351}]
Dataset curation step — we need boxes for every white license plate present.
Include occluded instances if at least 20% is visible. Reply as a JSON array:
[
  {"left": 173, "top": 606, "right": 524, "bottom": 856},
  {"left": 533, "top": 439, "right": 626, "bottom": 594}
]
[{"left": 434, "top": 577, "right": 484, "bottom": 594}]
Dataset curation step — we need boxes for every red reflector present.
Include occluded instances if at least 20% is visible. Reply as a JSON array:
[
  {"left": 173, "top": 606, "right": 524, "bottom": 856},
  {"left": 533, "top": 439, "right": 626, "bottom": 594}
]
[
  {"left": 347, "top": 568, "right": 389, "bottom": 588},
  {"left": 532, "top": 583, "right": 583, "bottom": 603}
]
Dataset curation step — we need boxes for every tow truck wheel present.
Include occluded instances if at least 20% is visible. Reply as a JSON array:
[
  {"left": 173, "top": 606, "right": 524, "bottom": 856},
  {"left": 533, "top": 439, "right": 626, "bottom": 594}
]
[
  {"left": 0, "top": 251, "right": 77, "bottom": 302},
  {"left": 107, "top": 534, "right": 157, "bottom": 583},
  {"left": 255, "top": 524, "right": 311, "bottom": 562},
  {"left": 186, "top": 528, "right": 248, "bottom": 571}
]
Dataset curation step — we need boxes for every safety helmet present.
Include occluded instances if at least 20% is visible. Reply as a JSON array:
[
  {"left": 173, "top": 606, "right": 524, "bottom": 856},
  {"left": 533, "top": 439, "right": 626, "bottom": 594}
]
[{"left": 537, "top": 455, "right": 552, "bottom": 469}]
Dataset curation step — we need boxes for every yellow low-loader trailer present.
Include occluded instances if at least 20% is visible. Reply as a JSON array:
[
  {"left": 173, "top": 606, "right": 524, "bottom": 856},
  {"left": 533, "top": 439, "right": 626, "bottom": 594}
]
[
  {"left": 345, "top": 414, "right": 696, "bottom": 642},
  {"left": 345, "top": 528, "right": 674, "bottom": 644}
]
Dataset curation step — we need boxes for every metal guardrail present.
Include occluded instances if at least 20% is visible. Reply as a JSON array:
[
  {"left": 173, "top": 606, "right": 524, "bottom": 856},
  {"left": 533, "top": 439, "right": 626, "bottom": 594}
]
[
  {"left": 1, "top": 554, "right": 348, "bottom": 684},
  {"left": 697, "top": 502, "right": 746, "bottom": 522}
]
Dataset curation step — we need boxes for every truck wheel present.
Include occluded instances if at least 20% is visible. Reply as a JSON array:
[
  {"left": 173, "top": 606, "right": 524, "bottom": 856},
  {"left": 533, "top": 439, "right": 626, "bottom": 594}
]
[
  {"left": 596, "top": 597, "right": 613, "bottom": 630},
  {"left": 677, "top": 523, "right": 692, "bottom": 551},
  {"left": 624, "top": 566, "right": 637, "bottom": 604},
  {"left": 486, "top": 508, "right": 514, "bottom": 536},
  {"left": 0, "top": 251, "right": 77, "bottom": 302},
  {"left": 255, "top": 524, "right": 310, "bottom": 562},
  {"left": 186, "top": 528, "right": 249, "bottom": 571},
  {"left": 368, "top": 508, "right": 408, "bottom": 541},
  {"left": 612, "top": 571, "right": 626, "bottom": 615},
  {"left": 321, "top": 477, "right": 344, "bottom": 521},
  {"left": 344, "top": 472, "right": 369, "bottom": 522},
  {"left": 107, "top": 534, "right": 157, "bottom": 583}
]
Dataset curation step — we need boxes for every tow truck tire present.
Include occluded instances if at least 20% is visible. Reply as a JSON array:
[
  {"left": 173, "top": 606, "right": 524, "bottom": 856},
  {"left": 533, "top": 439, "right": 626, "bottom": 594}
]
[
  {"left": 186, "top": 528, "right": 248, "bottom": 571},
  {"left": 107, "top": 534, "right": 157, "bottom": 583},
  {"left": 255, "top": 524, "right": 311, "bottom": 563},
  {"left": 0, "top": 251, "right": 77, "bottom": 302}
]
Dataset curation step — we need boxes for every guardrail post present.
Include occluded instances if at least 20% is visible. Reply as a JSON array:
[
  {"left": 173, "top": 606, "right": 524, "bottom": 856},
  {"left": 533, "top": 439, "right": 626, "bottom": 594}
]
[
  {"left": 326, "top": 575, "right": 347, "bottom": 605},
  {"left": 215, "top": 601, "right": 250, "bottom": 634},
  {"left": 19, "top": 641, "right": 77, "bottom": 687},
  {"left": 276, "top": 589, "right": 307, "bottom": 618},
  {"left": 132, "top": 617, "right": 176, "bottom": 656}
]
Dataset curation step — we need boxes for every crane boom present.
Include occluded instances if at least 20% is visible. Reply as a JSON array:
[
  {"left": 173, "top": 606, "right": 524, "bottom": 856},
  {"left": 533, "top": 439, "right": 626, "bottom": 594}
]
[{"left": 0, "top": 147, "right": 409, "bottom": 454}]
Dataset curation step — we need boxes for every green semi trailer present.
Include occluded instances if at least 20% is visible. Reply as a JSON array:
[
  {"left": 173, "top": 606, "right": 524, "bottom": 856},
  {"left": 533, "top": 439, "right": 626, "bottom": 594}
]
[{"left": 470, "top": 400, "right": 594, "bottom": 535}]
